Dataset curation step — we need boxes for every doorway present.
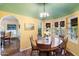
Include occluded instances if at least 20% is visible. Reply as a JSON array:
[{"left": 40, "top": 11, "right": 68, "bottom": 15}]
[{"left": 0, "top": 16, "right": 20, "bottom": 56}]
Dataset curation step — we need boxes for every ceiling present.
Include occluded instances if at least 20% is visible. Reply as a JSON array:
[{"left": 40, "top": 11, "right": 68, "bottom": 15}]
[{"left": 0, "top": 3, "right": 79, "bottom": 19}]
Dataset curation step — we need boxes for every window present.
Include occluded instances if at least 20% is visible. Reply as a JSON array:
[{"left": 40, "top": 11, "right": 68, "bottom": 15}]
[
  {"left": 60, "top": 21, "right": 65, "bottom": 27},
  {"left": 71, "top": 18, "right": 78, "bottom": 26},
  {"left": 7, "top": 24, "right": 16, "bottom": 30},
  {"left": 68, "top": 17, "right": 78, "bottom": 44},
  {"left": 46, "top": 23, "right": 51, "bottom": 28},
  {"left": 54, "top": 22, "right": 58, "bottom": 27},
  {"left": 60, "top": 21, "right": 65, "bottom": 35},
  {"left": 71, "top": 17, "right": 78, "bottom": 40},
  {"left": 54, "top": 22, "right": 59, "bottom": 35}
]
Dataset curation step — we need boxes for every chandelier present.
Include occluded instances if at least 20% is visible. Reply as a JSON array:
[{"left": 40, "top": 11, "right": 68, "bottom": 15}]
[{"left": 40, "top": 3, "right": 49, "bottom": 19}]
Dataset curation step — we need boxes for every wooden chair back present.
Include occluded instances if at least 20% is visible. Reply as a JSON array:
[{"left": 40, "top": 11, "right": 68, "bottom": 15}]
[
  {"left": 55, "top": 36, "right": 68, "bottom": 55},
  {"left": 5, "top": 32, "right": 11, "bottom": 38},
  {"left": 30, "top": 35, "right": 37, "bottom": 49},
  {"left": 60, "top": 37, "right": 68, "bottom": 55},
  {"left": 1, "top": 32, "right": 5, "bottom": 39},
  {"left": 30, "top": 35, "right": 34, "bottom": 48},
  {"left": 37, "top": 41, "right": 52, "bottom": 51},
  {"left": 63, "top": 37, "right": 68, "bottom": 50}
]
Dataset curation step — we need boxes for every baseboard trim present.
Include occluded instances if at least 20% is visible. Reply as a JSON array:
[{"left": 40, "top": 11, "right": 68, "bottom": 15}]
[{"left": 20, "top": 47, "right": 32, "bottom": 52}]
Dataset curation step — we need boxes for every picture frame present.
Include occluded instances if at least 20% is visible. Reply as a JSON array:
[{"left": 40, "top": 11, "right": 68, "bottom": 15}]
[{"left": 24, "top": 24, "right": 34, "bottom": 30}]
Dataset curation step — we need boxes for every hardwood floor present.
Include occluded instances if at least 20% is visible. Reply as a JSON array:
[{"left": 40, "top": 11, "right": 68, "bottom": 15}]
[
  {"left": 0, "top": 38, "right": 74, "bottom": 56},
  {"left": 12, "top": 49, "right": 74, "bottom": 56},
  {"left": 1, "top": 38, "right": 20, "bottom": 56}
]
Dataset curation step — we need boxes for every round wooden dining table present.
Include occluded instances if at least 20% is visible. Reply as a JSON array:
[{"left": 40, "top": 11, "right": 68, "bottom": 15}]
[{"left": 37, "top": 37, "right": 63, "bottom": 55}]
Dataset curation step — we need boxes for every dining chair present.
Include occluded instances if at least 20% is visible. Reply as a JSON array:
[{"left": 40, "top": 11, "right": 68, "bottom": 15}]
[
  {"left": 30, "top": 35, "right": 39, "bottom": 56},
  {"left": 53, "top": 36, "right": 68, "bottom": 56},
  {"left": 1, "top": 32, "right": 5, "bottom": 47},
  {"left": 4, "top": 32, "right": 11, "bottom": 46},
  {"left": 37, "top": 41, "right": 52, "bottom": 56},
  {"left": 61, "top": 37, "right": 68, "bottom": 55}
]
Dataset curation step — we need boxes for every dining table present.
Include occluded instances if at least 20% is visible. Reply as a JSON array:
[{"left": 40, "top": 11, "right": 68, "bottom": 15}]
[{"left": 37, "top": 36, "right": 63, "bottom": 55}]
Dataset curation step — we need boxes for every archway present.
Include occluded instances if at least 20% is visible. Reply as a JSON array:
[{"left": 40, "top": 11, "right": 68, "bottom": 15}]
[{"left": 0, "top": 16, "right": 20, "bottom": 55}]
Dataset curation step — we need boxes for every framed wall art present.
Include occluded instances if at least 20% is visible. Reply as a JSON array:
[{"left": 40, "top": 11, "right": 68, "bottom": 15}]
[{"left": 24, "top": 24, "right": 34, "bottom": 30}]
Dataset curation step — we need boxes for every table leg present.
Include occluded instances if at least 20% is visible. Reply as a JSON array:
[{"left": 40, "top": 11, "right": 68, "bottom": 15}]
[
  {"left": 1, "top": 39, "right": 2, "bottom": 48},
  {"left": 39, "top": 51, "right": 41, "bottom": 56},
  {"left": 9, "top": 38, "right": 10, "bottom": 44},
  {"left": 47, "top": 51, "right": 51, "bottom": 56},
  {"left": 3, "top": 40, "right": 5, "bottom": 46}
]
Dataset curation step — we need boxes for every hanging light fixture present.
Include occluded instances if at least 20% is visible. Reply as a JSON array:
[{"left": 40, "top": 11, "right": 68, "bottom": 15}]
[{"left": 40, "top": 3, "right": 49, "bottom": 19}]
